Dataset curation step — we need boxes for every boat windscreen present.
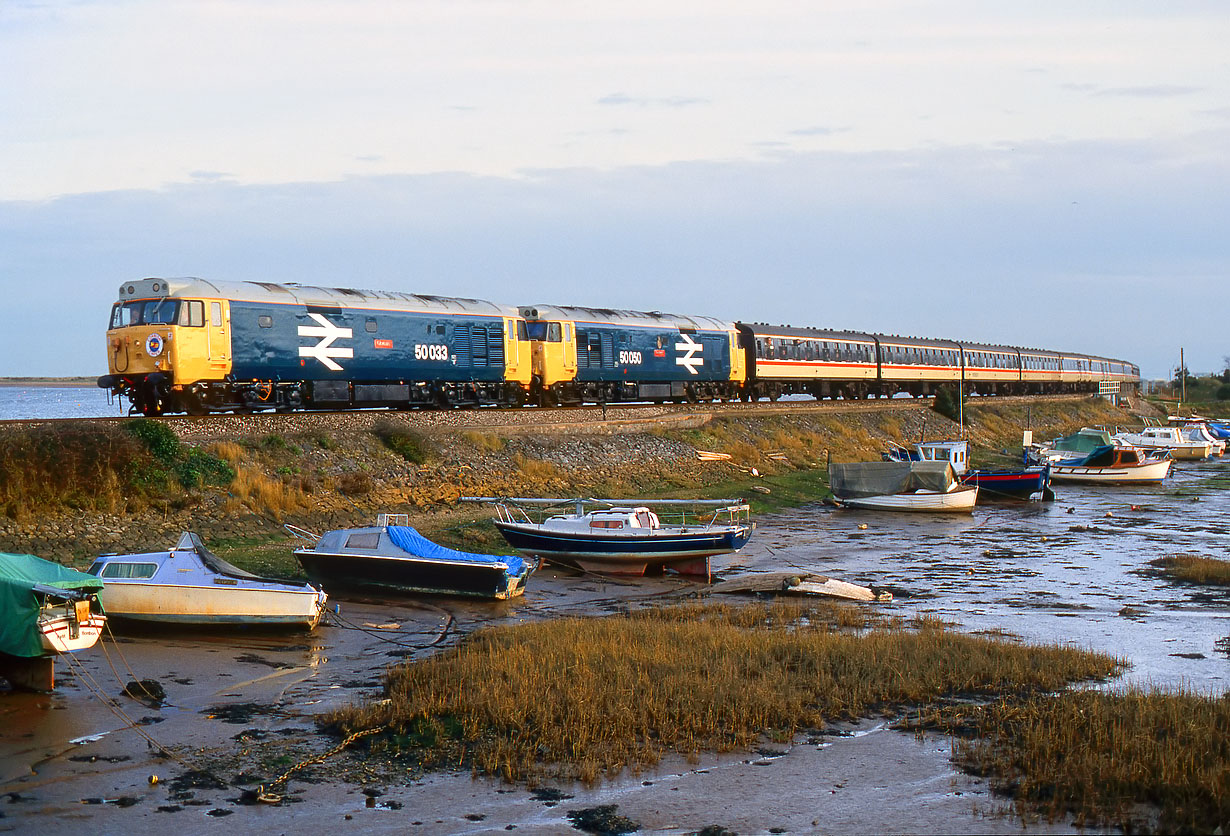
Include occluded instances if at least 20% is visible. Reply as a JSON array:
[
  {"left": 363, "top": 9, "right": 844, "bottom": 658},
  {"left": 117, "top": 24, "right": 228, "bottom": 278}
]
[{"left": 175, "top": 532, "right": 263, "bottom": 580}]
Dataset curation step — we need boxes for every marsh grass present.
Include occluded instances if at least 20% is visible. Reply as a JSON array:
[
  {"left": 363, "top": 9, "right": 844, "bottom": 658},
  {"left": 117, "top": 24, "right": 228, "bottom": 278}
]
[
  {"left": 948, "top": 688, "right": 1230, "bottom": 833},
  {"left": 1148, "top": 554, "right": 1230, "bottom": 586},
  {"left": 325, "top": 601, "right": 1120, "bottom": 785}
]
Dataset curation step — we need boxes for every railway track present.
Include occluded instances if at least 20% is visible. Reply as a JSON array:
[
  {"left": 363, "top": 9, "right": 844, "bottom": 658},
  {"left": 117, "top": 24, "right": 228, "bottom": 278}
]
[{"left": 0, "top": 393, "right": 1089, "bottom": 439}]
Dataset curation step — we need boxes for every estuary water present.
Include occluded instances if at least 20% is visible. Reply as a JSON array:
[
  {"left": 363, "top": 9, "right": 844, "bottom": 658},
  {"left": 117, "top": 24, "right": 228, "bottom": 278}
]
[{"left": 0, "top": 387, "right": 123, "bottom": 421}]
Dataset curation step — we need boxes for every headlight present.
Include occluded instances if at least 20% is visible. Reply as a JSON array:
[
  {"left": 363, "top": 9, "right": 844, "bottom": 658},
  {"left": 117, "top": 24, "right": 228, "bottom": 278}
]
[{"left": 146, "top": 333, "right": 164, "bottom": 357}]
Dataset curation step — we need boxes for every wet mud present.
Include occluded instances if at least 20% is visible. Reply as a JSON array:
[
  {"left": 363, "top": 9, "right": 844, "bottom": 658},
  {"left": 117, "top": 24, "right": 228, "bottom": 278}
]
[{"left": 2, "top": 459, "right": 1228, "bottom": 834}]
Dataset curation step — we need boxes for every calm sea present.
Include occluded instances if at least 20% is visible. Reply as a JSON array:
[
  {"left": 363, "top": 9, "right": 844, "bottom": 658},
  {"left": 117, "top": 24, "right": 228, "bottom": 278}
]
[{"left": 0, "top": 387, "right": 127, "bottom": 420}]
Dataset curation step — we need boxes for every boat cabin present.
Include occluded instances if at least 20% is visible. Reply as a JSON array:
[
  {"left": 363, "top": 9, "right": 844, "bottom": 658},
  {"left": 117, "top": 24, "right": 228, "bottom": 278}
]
[
  {"left": 546, "top": 507, "right": 662, "bottom": 533},
  {"left": 883, "top": 440, "right": 969, "bottom": 475}
]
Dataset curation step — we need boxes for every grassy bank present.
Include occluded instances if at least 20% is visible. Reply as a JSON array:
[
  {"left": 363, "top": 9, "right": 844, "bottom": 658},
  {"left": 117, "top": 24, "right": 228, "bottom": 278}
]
[{"left": 326, "top": 600, "right": 1122, "bottom": 785}]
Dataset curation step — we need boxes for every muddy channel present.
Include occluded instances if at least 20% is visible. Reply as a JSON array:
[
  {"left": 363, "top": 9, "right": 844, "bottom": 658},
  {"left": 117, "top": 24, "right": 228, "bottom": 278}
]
[{"left": 2, "top": 459, "right": 1228, "bottom": 835}]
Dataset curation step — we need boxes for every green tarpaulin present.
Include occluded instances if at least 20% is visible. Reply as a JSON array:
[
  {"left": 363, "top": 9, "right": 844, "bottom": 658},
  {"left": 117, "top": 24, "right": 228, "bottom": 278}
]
[
  {"left": 0, "top": 553, "right": 103, "bottom": 659},
  {"left": 828, "top": 460, "right": 957, "bottom": 499}
]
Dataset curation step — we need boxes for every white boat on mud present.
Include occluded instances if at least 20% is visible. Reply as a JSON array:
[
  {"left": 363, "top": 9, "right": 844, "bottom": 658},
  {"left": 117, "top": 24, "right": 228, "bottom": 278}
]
[
  {"left": 829, "top": 461, "right": 978, "bottom": 514},
  {"left": 1113, "top": 425, "right": 1212, "bottom": 461},
  {"left": 0, "top": 552, "right": 107, "bottom": 690},
  {"left": 1048, "top": 445, "right": 1174, "bottom": 485},
  {"left": 89, "top": 532, "right": 328, "bottom": 629},
  {"left": 468, "top": 497, "right": 753, "bottom": 578}
]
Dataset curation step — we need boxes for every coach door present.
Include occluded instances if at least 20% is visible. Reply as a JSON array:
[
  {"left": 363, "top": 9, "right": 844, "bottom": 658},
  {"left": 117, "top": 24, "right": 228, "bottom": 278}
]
[{"left": 206, "top": 300, "right": 231, "bottom": 373}]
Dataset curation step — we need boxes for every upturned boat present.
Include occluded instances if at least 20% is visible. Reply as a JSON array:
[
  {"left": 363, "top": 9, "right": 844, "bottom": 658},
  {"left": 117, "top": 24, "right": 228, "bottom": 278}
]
[
  {"left": 0, "top": 553, "right": 107, "bottom": 690},
  {"left": 89, "top": 532, "right": 327, "bottom": 628},
  {"left": 291, "top": 515, "right": 535, "bottom": 599},
  {"left": 468, "top": 498, "right": 753, "bottom": 578},
  {"left": 830, "top": 461, "right": 978, "bottom": 513}
]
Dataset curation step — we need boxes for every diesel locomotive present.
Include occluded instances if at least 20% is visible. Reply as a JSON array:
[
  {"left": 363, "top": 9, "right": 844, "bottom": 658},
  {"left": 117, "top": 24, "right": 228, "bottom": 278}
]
[{"left": 97, "top": 277, "right": 1140, "bottom": 416}]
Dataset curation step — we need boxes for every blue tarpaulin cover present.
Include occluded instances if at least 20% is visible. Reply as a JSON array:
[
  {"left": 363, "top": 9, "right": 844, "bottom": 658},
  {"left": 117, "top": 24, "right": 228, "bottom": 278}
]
[
  {"left": 386, "top": 526, "right": 524, "bottom": 576},
  {"left": 0, "top": 553, "right": 103, "bottom": 658}
]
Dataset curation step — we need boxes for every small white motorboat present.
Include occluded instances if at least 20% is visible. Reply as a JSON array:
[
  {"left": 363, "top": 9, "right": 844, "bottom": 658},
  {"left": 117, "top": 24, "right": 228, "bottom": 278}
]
[
  {"left": 829, "top": 461, "right": 978, "bottom": 514},
  {"left": 89, "top": 532, "right": 327, "bottom": 629}
]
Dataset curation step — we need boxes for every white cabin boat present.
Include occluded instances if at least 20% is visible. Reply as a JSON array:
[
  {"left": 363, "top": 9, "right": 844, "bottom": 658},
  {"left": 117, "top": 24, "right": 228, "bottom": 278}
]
[
  {"left": 89, "top": 532, "right": 327, "bottom": 628},
  {"left": 1113, "top": 426, "right": 1212, "bottom": 460},
  {"left": 1048, "top": 445, "right": 1174, "bottom": 485}
]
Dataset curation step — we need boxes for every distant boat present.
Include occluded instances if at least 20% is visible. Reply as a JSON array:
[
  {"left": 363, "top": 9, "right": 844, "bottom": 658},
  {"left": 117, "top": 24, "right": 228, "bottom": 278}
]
[
  {"left": 89, "top": 532, "right": 327, "bottom": 629},
  {"left": 1113, "top": 425, "right": 1212, "bottom": 460},
  {"left": 1047, "top": 445, "right": 1173, "bottom": 485},
  {"left": 292, "top": 515, "right": 535, "bottom": 600},
  {"left": 830, "top": 461, "right": 978, "bottom": 513},
  {"left": 468, "top": 497, "right": 753, "bottom": 578},
  {"left": 0, "top": 552, "right": 106, "bottom": 690}
]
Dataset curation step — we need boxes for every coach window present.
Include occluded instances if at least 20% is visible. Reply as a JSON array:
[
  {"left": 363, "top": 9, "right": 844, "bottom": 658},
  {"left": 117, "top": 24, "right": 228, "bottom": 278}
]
[
  {"left": 365, "top": 318, "right": 378, "bottom": 333},
  {"left": 178, "top": 300, "right": 205, "bottom": 327},
  {"left": 258, "top": 315, "right": 273, "bottom": 328}
]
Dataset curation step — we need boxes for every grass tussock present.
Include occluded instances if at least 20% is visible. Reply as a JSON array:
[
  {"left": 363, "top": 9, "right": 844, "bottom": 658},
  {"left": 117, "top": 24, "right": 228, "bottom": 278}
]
[
  {"left": 373, "top": 419, "right": 433, "bottom": 464},
  {"left": 950, "top": 688, "right": 1230, "bottom": 833},
  {"left": 1149, "top": 554, "right": 1230, "bottom": 586},
  {"left": 462, "top": 431, "right": 506, "bottom": 453},
  {"left": 513, "top": 453, "right": 561, "bottom": 482},
  {"left": 325, "top": 601, "right": 1120, "bottom": 785},
  {"left": 224, "top": 464, "right": 308, "bottom": 520}
]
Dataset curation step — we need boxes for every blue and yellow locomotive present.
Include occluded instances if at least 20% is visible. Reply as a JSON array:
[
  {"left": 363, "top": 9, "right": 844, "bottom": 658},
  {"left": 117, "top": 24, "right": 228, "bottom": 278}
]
[{"left": 98, "top": 278, "right": 533, "bottom": 415}]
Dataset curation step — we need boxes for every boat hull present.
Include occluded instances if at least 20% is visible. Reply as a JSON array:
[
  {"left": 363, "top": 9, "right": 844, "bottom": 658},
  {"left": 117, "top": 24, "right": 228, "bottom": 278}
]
[
  {"left": 839, "top": 486, "right": 978, "bottom": 513},
  {"left": 962, "top": 467, "right": 1051, "bottom": 500},
  {"left": 98, "top": 582, "right": 325, "bottom": 627},
  {"left": 492, "top": 521, "right": 753, "bottom": 576},
  {"left": 1048, "top": 458, "right": 1173, "bottom": 485},
  {"left": 38, "top": 607, "right": 106, "bottom": 653},
  {"left": 295, "top": 550, "right": 530, "bottom": 600}
]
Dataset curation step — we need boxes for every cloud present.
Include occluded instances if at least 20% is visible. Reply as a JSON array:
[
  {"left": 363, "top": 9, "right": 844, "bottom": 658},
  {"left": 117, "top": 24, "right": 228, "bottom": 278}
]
[
  {"left": 2, "top": 132, "right": 1227, "bottom": 380},
  {"left": 1093, "top": 85, "right": 1201, "bottom": 98},
  {"left": 596, "top": 93, "right": 709, "bottom": 108}
]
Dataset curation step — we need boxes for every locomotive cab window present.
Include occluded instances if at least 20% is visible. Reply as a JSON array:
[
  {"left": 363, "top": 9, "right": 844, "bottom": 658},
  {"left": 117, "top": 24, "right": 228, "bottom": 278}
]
[
  {"left": 517, "top": 320, "right": 529, "bottom": 341},
  {"left": 178, "top": 300, "right": 205, "bottom": 327},
  {"left": 546, "top": 323, "right": 562, "bottom": 342}
]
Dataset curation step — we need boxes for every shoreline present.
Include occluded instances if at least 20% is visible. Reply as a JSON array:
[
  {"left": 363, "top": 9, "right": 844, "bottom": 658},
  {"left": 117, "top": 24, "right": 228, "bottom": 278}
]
[{"left": 0, "top": 377, "right": 97, "bottom": 388}]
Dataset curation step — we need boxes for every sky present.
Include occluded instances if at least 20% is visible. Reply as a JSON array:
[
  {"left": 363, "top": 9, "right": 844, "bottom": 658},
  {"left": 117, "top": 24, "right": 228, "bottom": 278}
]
[{"left": 2, "top": 1, "right": 1228, "bottom": 380}]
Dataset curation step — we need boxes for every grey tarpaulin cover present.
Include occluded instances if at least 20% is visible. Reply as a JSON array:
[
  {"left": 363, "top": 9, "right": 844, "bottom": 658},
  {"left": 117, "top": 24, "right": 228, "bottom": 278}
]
[{"left": 828, "top": 461, "right": 956, "bottom": 499}]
